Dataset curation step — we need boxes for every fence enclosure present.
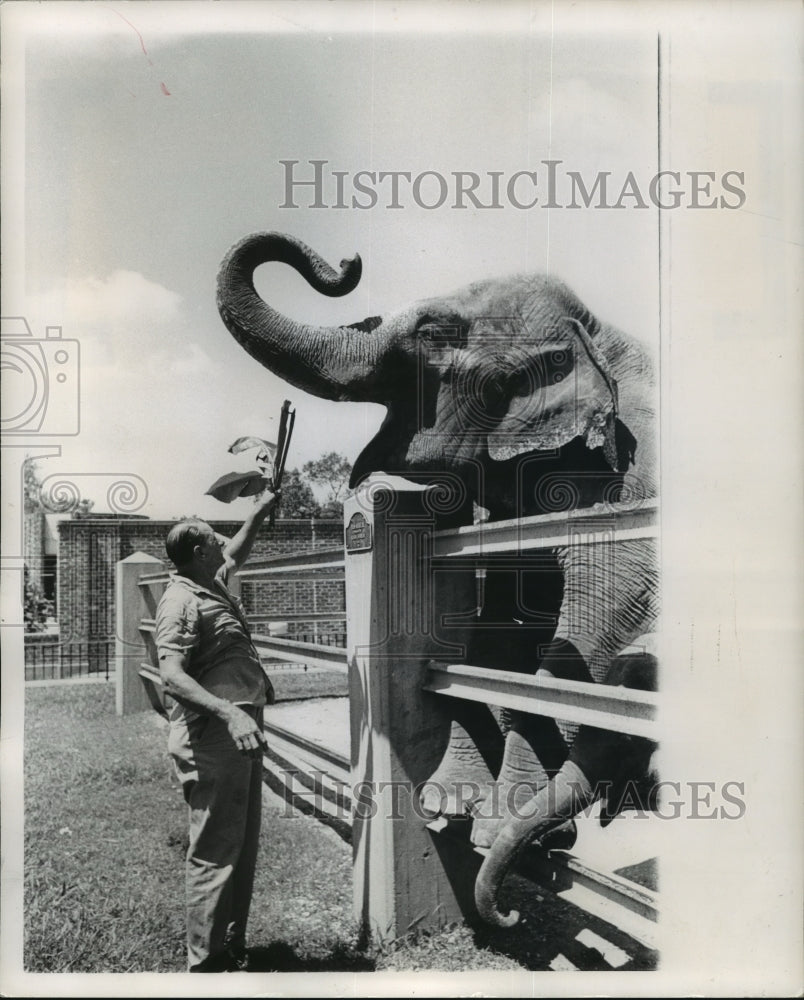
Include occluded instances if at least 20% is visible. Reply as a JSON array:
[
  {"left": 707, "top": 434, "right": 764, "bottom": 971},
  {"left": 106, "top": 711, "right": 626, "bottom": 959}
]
[
  {"left": 119, "top": 478, "right": 659, "bottom": 948},
  {"left": 24, "top": 632, "right": 115, "bottom": 681}
]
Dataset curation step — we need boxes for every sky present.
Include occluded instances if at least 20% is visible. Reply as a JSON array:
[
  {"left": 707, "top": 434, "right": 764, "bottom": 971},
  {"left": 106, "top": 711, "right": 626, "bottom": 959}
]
[{"left": 6, "top": 1, "right": 658, "bottom": 519}]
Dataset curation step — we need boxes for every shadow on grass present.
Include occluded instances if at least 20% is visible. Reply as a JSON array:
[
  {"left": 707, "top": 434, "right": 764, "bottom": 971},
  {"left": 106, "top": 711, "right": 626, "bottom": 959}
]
[
  {"left": 245, "top": 940, "right": 375, "bottom": 972},
  {"left": 465, "top": 873, "right": 659, "bottom": 972},
  {"left": 261, "top": 769, "right": 352, "bottom": 845}
]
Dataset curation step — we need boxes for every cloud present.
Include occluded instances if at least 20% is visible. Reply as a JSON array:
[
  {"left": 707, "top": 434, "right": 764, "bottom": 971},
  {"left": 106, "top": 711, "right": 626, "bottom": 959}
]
[
  {"left": 26, "top": 269, "right": 212, "bottom": 376},
  {"left": 45, "top": 269, "right": 183, "bottom": 328},
  {"left": 15, "top": 270, "right": 224, "bottom": 517}
]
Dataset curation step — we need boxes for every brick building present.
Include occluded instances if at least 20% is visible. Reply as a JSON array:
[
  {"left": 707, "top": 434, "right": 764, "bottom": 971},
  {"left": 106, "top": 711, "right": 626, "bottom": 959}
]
[{"left": 57, "top": 517, "right": 344, "bottom": 641}]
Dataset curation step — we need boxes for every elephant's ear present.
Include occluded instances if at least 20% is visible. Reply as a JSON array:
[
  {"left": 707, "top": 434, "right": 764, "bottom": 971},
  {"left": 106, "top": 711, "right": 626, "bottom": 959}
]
[{"left": 487, "top": 319, "right": 621, "bottom": 468}]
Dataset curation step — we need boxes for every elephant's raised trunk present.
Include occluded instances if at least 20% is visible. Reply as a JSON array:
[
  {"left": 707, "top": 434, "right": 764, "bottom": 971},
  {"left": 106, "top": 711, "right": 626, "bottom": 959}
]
[
  {"left": 216, "top": 232, "right": 390, "bottom": 402},
  {"left": 474, "top": 760, "right": 594, "bottom": 927}
]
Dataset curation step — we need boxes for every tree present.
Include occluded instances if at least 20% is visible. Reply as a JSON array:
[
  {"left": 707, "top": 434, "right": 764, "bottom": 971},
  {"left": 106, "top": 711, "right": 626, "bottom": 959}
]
[
  {"left": 277, "top": 468, "right": 321, "bottom": 519},
  {"left": 23, "top": 459, "right": 41, "bottom": 512},
  {"left": 24, "top": 458, "right": 96, "bottom": 514},
  {"left": 24, "top": 567, "right": 54, "bottom": 632},
  {"left": 302, "top": 452, "right": 352, "bottom": 520},
  {"left": 205, "top": 448, "right": 352, "bottom": 520},
  {"left": 23, "top": 462, "right": 55, "bottom": 630}
]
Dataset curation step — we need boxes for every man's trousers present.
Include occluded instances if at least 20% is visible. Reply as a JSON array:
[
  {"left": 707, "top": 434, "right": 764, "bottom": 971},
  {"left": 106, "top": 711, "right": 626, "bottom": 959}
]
[{"left": 168, "top": 707, "right": 264, "bottom": 971}]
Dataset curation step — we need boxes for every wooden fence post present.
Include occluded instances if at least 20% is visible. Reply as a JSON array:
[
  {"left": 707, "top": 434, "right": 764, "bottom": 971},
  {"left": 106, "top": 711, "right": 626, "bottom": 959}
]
[
  {"left": 115, "top": 551, "right": 164, "bottom": 716},
  {"left": 344, "top": 477, "right": 479, "bottom": 941}
]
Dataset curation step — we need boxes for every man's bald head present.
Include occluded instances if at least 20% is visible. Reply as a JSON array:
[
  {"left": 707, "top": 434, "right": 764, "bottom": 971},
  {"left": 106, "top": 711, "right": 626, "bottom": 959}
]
[{"left": 165, "top": 518, "right": 214, "bottom": 569}]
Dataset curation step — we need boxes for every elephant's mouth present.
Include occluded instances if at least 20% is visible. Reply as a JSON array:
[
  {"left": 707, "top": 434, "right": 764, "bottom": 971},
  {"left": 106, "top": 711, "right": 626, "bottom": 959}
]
[
  {"left": 350, "top": 428, "right": 392, "bottom": 488},
  {"left": 349, "top": 407, "right": 406, "bottom": 488},
  {"left": 351, "top": 429, "right": 484, "bottom": 489},
  {"left": 349, "top": 409, "right": 482, "bottom": 532}
]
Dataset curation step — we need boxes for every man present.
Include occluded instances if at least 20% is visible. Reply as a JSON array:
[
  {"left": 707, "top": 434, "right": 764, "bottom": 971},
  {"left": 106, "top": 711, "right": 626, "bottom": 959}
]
[{"left": 155, "top": 489, "right": 278, "bottom": 972}]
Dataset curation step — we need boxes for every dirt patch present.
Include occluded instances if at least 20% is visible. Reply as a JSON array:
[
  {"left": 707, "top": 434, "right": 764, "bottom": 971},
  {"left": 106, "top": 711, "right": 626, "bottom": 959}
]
[{"left": 268, "top": 697, "right": 349, "bottom": 757}]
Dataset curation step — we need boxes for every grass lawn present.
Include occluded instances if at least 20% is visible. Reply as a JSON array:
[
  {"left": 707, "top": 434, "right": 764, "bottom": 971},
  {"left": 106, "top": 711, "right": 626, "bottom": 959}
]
[
  {"left": 22, "top": 683, "right": 514, "bottom": 974},
  {"left": 265, "top": 665, "right": 349, "bottom": 702},
  {"left": 24, "top": 681, "right": 655, "bottom": 975}
]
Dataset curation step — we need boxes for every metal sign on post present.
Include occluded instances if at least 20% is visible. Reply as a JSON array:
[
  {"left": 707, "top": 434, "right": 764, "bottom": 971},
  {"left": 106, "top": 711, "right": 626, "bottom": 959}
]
[{"left": 345, "top": 511, "right": 372, "bottom": 553}]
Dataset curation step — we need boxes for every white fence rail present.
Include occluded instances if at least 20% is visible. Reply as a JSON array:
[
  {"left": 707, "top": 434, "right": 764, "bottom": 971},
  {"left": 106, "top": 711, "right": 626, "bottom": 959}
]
[
  {"left": 431, "top": 499, "right": 658, "bottom": 560},
  {"left": 424, "top": 661, "right": 657, "bottom": 739}
]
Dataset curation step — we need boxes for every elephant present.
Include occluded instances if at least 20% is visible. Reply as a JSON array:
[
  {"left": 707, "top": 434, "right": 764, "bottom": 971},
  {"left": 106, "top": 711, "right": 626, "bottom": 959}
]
[{"left": 216, "top": 231, "right": 659, "bottom": 927}]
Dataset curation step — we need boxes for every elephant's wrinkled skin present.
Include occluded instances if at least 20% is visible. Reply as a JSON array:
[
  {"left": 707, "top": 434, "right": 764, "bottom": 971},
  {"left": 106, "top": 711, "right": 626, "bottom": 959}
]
[{"left": 216, "top": 232, "right": 659, "bottom": 926}]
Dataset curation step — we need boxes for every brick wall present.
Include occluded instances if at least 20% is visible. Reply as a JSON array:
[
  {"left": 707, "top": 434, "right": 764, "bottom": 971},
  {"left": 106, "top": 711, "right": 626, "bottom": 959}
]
[{"left": 57, "top": 517, "right": 344, "bottom": 640}]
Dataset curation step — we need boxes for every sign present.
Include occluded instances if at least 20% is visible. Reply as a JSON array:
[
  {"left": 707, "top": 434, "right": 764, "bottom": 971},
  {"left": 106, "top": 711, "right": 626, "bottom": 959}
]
[{"left": 345, "top": 511, "right": 372, "bottom": 554}]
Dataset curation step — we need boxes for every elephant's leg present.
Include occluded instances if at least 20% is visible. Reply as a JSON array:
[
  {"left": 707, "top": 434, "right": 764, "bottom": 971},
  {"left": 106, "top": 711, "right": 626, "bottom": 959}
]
[
  {"left": 594, "top": 652, "right": 659, "bottom": 825},
  {"left": 419, "top": 699, "right": 504, "bottom": 817},
  {"left": 472, "top": 539, "right": 658, "bottom": 847},
  {"left": 469, "top": 712, "right": 572, "bottom": 847},
  {"left": 466, "top": 561, "right": 568, "bottom": 847},
  {"left": 474, "top": 654, "right": 658, "bottom": 928},
  {"left": 469, "top": 637, "right": 588, "bottom": 847},
  {"left": 551, "top": 537, "right": 659, "bottom": 741},
  {"left": 425, "top": 564, "right": 564, "bottom": 827},
  {"left": 553, "top": 538, "right": 659, "bottom": 675}
]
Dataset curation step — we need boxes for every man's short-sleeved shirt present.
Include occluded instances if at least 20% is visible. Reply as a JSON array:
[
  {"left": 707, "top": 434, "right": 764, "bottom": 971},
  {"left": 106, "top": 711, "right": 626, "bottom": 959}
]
[{"left": 155, "top": 571, "right": 271, "bottom": 721}]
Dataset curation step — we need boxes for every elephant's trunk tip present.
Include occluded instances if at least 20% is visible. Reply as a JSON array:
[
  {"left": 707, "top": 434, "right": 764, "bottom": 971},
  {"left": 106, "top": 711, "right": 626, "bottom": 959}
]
[
  {"left": 474, "top": 762, "right": 595, "bottom": 927},
  {"left": 475, "top": 857, "right": 521, "bottom": 926},
  {"left": 474, "top": 824, "right": 523, "bottom": 927},
  {"left": 327, "top": 252, "right": 362, "bottom": 296},
  {"left": 495, "top": 908, "right": 520, "bottom": 929},
  {"left": 477, "top": 892, "right": 521, "bottom": 929}
]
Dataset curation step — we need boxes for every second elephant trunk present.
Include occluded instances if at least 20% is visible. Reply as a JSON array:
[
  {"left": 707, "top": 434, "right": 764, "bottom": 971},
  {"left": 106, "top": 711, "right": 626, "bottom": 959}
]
[{"left": 474, "top": 759, "right": 595, "bottom": 927}]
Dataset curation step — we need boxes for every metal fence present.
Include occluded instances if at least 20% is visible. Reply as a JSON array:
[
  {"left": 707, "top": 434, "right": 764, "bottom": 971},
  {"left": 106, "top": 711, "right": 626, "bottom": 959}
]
[
  {"left": 292, "top": 629, "right": 347, "bottom": 647},
  {"left": 24, "top": 637, "right": 115, "bottom": 681}
]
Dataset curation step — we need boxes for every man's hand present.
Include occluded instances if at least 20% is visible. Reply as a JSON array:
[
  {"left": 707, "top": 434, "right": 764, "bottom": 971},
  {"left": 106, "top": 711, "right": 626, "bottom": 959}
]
[
  {"left": 225, "top": 704, "right": 268, "bottom": 758},
  {"left": 255, "top": 488, "right": 280, "bottom": 512},
  {"left": 160, "top": 655, "right": 269, "bottom": 757}
]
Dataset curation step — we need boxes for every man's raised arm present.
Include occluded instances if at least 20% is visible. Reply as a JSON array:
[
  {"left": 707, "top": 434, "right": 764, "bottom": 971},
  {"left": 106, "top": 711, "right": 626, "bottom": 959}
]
[{"left": 222, "top": 489, "right": 279, "bottom": 572}]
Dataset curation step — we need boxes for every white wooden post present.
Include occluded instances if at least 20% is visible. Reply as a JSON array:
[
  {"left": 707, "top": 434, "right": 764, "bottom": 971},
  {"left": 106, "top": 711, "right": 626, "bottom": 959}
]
[
  {"left": 115, "top": 551, "right": 164, "bottom": 716},
  {"left": 344, "top": 478, "right": 479, "bottom": 941}
]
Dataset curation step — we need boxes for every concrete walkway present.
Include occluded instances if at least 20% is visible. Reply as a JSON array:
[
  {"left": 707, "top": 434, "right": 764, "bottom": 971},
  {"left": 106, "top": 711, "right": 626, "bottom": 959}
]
[{"left": 268, "top": 696, "right": 350, "bottom": 758}]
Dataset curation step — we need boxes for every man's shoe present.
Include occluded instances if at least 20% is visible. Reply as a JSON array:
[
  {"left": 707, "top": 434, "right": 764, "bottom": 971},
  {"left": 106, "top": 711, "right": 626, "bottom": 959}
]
[
  {"left": 189, "top": 950, "right": 234, "bottom": 973},
  {"left": 226, "top": 945, "right": 249, "bottom": 972}
]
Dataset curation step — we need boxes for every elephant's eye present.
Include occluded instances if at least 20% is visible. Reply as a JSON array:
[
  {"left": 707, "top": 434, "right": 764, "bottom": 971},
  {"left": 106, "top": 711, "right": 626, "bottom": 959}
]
[{"left": 415, "top": 314, "right": 468, "bottom": 351}]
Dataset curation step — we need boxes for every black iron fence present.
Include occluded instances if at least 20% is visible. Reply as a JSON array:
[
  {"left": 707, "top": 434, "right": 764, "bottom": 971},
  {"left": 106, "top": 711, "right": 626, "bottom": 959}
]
[
  {"left": 24, "top": 636, "right": 115, "bottom": 682},
  {"left": 24, "top": 626, "right": 343, "bottom": 683},
  {"left": 292, "top": 629, "right": 347, "bottom": 647}
]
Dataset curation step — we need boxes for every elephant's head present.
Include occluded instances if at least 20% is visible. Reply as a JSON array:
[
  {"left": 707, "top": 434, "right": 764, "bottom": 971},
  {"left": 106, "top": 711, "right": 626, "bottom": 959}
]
[{"left": 217, "top": 233, "right": 648, "bottom": 511}]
